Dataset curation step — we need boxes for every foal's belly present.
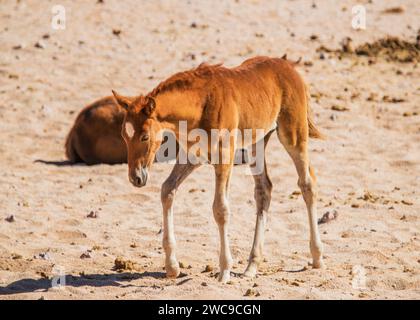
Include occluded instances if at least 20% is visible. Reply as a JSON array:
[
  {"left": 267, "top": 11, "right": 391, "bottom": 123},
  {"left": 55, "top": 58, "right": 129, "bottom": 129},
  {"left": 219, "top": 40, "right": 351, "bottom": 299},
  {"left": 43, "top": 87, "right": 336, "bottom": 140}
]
[{"left": 235, "top": 120, "right": 277, "bottom": 148}]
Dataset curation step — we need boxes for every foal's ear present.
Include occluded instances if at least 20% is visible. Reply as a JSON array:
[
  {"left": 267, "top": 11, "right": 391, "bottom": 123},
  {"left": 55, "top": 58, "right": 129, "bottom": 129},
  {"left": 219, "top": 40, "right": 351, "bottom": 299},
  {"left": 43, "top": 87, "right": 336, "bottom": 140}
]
[
  {"left": 112, "top": 90, "right": 132, "bottom": 111},
  {"left": 143, "top": 96, "right": 156, "bottom": 116}
]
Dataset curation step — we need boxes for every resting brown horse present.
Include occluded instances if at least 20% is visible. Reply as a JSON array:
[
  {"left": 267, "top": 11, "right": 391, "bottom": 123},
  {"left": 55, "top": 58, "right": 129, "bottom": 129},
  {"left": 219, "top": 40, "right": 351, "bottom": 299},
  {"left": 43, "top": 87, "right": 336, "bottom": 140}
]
[
  {"left": 65, "top": 96, "right": 127, "bottom": 165},
  {"left": 112, "top": 56, "right": 325, "bottom": 283}
]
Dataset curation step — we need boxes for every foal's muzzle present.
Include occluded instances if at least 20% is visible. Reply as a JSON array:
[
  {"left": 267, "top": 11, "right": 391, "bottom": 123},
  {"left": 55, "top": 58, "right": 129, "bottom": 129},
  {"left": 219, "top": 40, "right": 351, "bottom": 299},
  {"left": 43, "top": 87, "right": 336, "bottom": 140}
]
[{"left": 129, "top": 166, "right": 148, "bottom": 188}]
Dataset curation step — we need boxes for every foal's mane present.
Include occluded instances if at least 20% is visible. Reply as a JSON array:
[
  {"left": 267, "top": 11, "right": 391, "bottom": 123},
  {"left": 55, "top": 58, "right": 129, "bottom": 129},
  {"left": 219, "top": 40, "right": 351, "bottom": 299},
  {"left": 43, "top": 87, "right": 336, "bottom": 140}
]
[
  {"left": 147, "top": 56, "right": 293, "bottom": 99},
  {"left": 148, "top": 62, "right": 224, "bottom": 98}
]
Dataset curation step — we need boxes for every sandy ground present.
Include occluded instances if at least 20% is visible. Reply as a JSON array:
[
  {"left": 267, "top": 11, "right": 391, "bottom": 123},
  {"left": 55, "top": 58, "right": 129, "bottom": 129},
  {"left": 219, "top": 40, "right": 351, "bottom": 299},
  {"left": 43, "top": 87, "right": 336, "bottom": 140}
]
[{"left": 0, "top": 0, "right": 419, "bottom": 300}]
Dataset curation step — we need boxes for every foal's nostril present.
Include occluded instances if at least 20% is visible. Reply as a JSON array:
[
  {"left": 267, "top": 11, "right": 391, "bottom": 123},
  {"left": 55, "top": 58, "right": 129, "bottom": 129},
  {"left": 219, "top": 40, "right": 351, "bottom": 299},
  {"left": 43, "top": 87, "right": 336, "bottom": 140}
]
[
  {"left": 129, "top": 167, "right": 148, "bottom": 187},
  {"left": 135, "top": 176, "right": 142, "bottom": 186}
]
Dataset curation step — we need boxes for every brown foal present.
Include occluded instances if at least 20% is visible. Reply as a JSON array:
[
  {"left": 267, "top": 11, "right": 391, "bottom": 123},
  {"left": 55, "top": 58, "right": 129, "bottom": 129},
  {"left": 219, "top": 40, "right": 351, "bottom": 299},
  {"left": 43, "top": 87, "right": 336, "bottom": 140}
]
[{"left": 112, "top": 56, "right": 325, "bottom": 283}]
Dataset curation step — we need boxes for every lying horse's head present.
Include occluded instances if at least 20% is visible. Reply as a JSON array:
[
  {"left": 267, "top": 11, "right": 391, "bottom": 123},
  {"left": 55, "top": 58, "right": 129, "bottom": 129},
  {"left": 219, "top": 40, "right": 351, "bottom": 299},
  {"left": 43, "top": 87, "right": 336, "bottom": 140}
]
[{"left": 112, "top": 90, "right": 163, "bottom": 187}]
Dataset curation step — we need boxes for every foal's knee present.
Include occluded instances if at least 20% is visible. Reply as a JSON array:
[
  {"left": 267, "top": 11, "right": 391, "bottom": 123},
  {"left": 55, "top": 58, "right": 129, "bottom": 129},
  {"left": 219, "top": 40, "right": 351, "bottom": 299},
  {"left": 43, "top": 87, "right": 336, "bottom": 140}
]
[
  {"left": 298, "top": 175, "right": 317, "bottom": 201},
  {"left": 298, "top": 166, "right": 316, "bottom": 191},
  {"left": 298, "top": 177, "right": 314, "bottom": 192},
  {"left": 161, "top": 179, "right": 176, "bottom": 207},
  {"left": 212, "top": 199, "right": 229, "bottom": 225}
]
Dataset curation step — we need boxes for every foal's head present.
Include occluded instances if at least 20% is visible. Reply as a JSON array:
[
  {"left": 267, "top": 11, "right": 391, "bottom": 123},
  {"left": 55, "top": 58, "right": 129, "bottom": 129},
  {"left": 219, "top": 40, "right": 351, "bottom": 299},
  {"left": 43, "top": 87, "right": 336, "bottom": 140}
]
[{"left": 112, "top": 91, "right": 163, "bottom": 187}]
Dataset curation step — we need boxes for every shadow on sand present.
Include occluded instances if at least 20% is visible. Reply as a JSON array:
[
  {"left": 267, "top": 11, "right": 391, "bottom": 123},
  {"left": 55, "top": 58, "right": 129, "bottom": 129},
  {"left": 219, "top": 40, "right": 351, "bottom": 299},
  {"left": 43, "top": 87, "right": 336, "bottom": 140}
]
[
  {"left": 34, "top": 159, "right": 83, "bottom": 166},
  {"left": 0, "top": 271, "right": 166, "bottom": 295}
]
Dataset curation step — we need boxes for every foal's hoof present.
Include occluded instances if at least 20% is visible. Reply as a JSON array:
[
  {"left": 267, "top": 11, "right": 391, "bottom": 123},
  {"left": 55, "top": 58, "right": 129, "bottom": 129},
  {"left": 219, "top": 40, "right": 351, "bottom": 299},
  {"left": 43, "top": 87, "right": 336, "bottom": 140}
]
[
  {"left": 218, "top": 270, "right": 231, "bottom": 283},
  {"left": 166, "top": 265, "right": 180, "bottom": 278},
  {"left": 243, "top": 264, "right": 257, "bottom": 278},
  {"left": 312, "top": 259, "right": 326, "bottom": 269}
]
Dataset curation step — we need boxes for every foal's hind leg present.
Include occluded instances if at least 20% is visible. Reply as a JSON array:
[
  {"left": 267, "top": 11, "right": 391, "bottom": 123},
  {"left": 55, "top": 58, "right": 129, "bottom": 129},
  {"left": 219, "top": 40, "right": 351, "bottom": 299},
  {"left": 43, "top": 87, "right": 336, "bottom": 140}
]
[
  {"left": 277, "top": 126, "right": 324, "bottom": 269},
  {"left": 161, "top": 162, "right": 200, "bottom": 278},
  {"left": 244, "top": 131, "right": 273, "bottom": 278}
]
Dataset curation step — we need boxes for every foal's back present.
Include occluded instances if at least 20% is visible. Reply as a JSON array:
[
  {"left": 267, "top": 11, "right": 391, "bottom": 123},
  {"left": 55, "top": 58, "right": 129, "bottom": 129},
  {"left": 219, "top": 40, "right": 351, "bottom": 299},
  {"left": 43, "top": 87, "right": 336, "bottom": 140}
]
[{"left": 201, "top": 56, "right": 307, "bottom": 134}]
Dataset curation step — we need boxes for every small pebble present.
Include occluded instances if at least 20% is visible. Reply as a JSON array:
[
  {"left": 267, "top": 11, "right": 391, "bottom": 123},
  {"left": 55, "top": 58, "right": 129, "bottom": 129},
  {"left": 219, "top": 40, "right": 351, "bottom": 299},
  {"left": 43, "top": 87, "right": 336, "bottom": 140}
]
[
  {"left": 34, "top": 41, "right": 45, "bottom": 49},
  {"left": 87, "top": 211, "right": 98, "bottom": 218},
  {"left": 204, "top": 265, "right": 213, "bottom": 272},
  {"left": 36, "top": 252, "right": 51, "bottom": 260},
  {"left": 112, "top": 29, "right": 122, "bottom": 36},
  {"left": 80, "top": 251, "right": 92, "bottom": 259},
  {"left": 318, "top": 210, "right": 338, "bottom": 224},
  {"left": 244, "top": 289, "right": 256, "bottom": 296},
  {"left": 11, "top": 253, "right": 22, "bottom": 259}
]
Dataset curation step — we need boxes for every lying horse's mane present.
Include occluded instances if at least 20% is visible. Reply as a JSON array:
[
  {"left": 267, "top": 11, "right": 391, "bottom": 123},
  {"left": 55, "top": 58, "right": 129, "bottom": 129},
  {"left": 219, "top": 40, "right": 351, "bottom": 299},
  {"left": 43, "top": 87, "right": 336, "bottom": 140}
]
[{"left": 148, "top": 62, "right": 223, "bottom": 98}]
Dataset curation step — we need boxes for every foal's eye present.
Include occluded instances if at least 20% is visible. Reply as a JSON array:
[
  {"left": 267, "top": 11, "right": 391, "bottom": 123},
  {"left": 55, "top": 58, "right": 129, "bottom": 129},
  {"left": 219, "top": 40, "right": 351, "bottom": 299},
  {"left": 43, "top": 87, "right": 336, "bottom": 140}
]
[{"left": 141, "top": 134, "right": 149, "bottom": 142}]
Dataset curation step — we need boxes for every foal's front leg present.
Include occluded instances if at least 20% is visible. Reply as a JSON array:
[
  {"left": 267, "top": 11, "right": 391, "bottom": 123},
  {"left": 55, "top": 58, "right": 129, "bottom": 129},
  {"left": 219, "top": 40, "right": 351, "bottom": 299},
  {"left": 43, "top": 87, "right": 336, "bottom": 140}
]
[
  {"left": 161, "top": 162, "right": 199, "bottom": 278},
  {"left": 213, "top": 163, "right": 234, "bottom": 283}
]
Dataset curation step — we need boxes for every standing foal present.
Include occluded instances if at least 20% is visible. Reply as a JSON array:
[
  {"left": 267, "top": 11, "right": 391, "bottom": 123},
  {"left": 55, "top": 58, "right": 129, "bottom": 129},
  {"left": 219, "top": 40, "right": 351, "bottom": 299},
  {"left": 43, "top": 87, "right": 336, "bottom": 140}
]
[{"left": 113, "top": 56, "right": 325, "bottom": 283}]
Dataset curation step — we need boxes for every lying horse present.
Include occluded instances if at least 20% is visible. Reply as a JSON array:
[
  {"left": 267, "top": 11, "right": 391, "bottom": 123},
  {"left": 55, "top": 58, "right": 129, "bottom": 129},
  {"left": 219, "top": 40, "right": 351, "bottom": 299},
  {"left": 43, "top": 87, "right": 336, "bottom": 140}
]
[
  {"left": 113, "top": 56, "right": 325, "bottom": 282},
  {"left": 65, "top": 96, "right": 128, "bottom": 165}
]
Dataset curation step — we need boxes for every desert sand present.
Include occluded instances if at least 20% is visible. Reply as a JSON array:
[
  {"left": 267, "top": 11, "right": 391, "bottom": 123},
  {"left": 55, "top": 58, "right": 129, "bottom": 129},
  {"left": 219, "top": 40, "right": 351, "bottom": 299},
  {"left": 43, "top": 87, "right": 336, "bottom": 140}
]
[{"left": 0, "top": 0, "right": 419, "bottom": 299}]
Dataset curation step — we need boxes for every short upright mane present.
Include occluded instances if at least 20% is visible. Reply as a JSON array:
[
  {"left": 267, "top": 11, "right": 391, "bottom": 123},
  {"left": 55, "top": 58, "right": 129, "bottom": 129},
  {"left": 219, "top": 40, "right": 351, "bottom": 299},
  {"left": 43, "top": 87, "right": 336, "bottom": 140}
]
[{"left": 148, "top": 62, "right": 223, "bottom": 97}]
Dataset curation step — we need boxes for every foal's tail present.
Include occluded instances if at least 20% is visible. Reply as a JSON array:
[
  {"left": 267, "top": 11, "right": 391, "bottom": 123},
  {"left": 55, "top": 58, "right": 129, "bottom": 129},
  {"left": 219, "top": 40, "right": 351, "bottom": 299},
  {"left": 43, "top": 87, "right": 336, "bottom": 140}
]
[
  {"left": 307, "top": 108, "right": 324, "bottom": 140},
  {"left": 282, "top": 55, "right": 325, "bottom": 140},
  {"left": 65, "top": 125, "right": 81, "bottom": 163},
  {"left": 305, "top": 85, "right": 325, "bottom": 140}
]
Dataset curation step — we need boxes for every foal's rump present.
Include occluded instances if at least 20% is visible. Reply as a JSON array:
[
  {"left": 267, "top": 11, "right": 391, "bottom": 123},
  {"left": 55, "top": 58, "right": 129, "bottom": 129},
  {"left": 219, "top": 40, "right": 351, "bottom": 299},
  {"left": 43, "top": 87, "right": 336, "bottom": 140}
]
[
  {"left": 235, "top": 56, "right": 323, "bottom": 143},
  {"left": 213, "top": 57, "right": 307, "bottom": 144}
]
